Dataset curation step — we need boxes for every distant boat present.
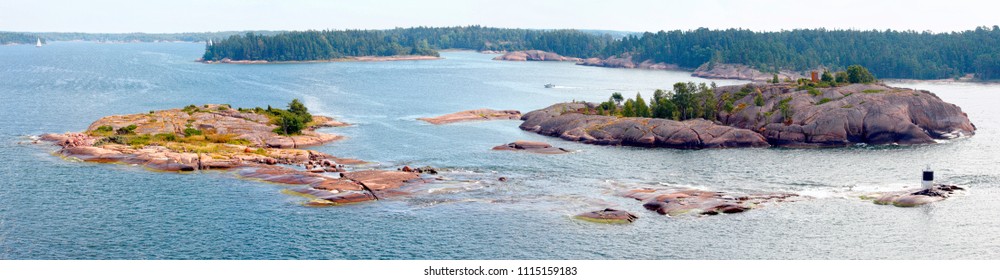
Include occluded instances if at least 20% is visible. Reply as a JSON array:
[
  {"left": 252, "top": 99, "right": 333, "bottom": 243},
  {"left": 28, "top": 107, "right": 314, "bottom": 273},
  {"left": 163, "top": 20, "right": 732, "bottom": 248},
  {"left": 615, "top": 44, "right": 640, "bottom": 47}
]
[
  {"left": 35, "top": 38, "right": 42, "bottom": 47},
  {"left": 544, "top": 83, "right": 555, "bottom": 88}
]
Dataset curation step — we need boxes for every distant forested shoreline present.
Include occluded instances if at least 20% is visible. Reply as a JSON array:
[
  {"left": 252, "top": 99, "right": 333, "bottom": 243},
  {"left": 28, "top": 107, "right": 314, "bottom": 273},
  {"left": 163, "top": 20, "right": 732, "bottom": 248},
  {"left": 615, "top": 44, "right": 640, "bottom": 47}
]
[
  {"left": 0, "top": 32, "right": 43, "bottom": 45},
  {"left": 202, "top": 26, "right": 1000, "bottom": 80},
  {"left": 2, "top": 31, "right": 284, "bottom": 43}
]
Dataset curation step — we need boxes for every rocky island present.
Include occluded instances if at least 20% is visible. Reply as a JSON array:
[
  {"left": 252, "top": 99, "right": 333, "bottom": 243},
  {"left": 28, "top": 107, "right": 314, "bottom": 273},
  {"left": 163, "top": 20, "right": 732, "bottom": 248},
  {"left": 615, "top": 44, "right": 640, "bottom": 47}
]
[
  {"left": 863, "top": 184, "right": 965, "bottom": 207},
  {"left": 624, "top": 189, "right": 799, "bottom": 216},
  {"left": 519, "top": 81, "right": 974, "bottom": 148},
  {"left": 492, "top": 140, "right": 570, "bottom": 154},
  {"left": 418, "top": 109, "right": 522, "bottom": 124},
  {"left": 39, "top": 101, "right": 446, "bottom": 206}
]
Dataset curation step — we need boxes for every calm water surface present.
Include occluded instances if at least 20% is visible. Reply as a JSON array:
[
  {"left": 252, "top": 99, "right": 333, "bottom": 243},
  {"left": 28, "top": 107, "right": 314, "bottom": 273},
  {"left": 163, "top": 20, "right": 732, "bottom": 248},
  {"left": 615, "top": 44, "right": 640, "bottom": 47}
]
[{"left": 1, "top": 42, "right": 998, "bottom": 259}]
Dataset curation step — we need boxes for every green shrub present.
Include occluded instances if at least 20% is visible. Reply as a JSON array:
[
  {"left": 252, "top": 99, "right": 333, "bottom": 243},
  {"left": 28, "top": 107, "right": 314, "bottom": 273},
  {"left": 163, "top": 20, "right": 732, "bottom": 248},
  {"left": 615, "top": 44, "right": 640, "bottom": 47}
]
[
  {"left": 754, "top": 92, "right": 765, "bottom": 106},
  {"left": 116, "top": 124, "right": 137, "bottom": 135},
  {"left": 183, "top": 128, "right": 203, "bottom": 137},
  {"left": 152, "top": 133, "right": 178, "bottom": 142},
  {"left": 817, "top": 98, "right": 833, "bottom": 105},
  {"left": 847, "top": 65, "right": 877, "bottom": 83},
  {"left": 269, "top": 99, "right": 313, "bottom": 136},
  {"left": 182, "top": 104, "right": 199, "bottom": 114},
  {"left": 94, "top": 125, "right": 114, "bottom": 133},
  {"left": 126, "top": 135, "right": 151, "bottom": 146},
  {"left": 807, "top": 88, "right": 822, "bottom": 96},
  {"left": 95, "top": 135, "right": 128, "bottom": 146},
  {"left": 778, "top": 97, "right": 794, "bottom": 123},
  {"left": 862, "top": 89, "right": 884, "bottom": 93}
]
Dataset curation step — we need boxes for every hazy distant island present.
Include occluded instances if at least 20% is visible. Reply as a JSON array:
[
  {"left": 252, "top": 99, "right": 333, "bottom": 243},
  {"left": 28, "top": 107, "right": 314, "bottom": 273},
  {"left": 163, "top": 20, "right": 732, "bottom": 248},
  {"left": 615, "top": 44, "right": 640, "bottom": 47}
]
[
  {"left": 2, "top": 30, "right": 286, "bottom": 44},
  {"left": 519, "top": 66, "right": 976, "bottom": 148},
  {"left": 199, "top": 26, "right": 1000, "bottom": 80},
  {"left": 0, "top": 32, "right": 43, "bottom": 45}
]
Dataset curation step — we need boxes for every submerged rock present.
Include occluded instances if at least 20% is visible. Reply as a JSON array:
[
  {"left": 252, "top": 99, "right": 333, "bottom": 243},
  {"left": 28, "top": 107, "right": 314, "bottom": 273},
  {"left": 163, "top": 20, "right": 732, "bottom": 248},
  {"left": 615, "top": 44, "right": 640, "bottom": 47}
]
[
  {"left": 623, "top": 189, "right": 797, "bottom": 216},
  {"left": 491, "top": 140, "right": 571, "bottom": 154},
  {"left": 418, "top": 109, "right": 522, "bottom": 125},
  {"left": 865, "top": 184, "right": 965, "bottom": 207},
  {"left": 575, "top": 208, "right": 638, "bottom": 224}
]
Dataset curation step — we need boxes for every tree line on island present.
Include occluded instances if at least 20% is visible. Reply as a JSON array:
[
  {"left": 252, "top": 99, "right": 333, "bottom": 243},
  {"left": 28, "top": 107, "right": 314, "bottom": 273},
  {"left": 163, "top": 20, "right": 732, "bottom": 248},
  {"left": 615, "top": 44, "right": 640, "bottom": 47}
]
[
  {"left": 4, "top": 31, "right": 285, "bottom": 44},
  {"left": 0, "top": 32, "right": 42, "bottom": 45},
  {"left": 201, "top": 26, "right": 1000, "bottom": 80},
  {"left": 595, "top": 65, "right": 877, "bottom": 123}
]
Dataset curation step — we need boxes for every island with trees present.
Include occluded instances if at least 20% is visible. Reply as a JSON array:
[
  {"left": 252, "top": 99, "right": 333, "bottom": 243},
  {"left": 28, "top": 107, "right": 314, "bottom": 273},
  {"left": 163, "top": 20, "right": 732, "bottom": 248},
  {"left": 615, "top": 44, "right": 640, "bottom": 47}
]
[
  {"left": 0, "top": 32, "right": 43, "bottom": 45},
  {"left": 200, "top": 26, "right": 1000, "bottom": 80},
  {"left": 519, "top": 65, "right": 975, "bottom": 148}
]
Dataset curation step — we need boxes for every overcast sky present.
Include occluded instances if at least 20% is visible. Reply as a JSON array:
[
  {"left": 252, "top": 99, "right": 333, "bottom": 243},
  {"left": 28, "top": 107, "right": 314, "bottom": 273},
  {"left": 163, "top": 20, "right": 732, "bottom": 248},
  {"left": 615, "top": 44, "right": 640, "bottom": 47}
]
[{"left": 2, "top": 0, "right": 997, "bottom": 33}]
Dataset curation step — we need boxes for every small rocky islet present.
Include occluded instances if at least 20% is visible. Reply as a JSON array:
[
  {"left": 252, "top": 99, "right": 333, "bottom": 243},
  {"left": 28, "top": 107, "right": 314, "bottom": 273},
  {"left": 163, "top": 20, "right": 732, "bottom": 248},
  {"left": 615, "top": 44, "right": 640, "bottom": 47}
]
[
  {"left": 491, "top": 140, "right": 570, "bottom": 154},
  {"left": 417, "top": 108, "right": 522, "bottom": 125},
  {"left": 863, "top": 184, "right": 965, "bottom": 207},
  {"left": 39, "top": 103, "right": 450, "bottom": 207}
]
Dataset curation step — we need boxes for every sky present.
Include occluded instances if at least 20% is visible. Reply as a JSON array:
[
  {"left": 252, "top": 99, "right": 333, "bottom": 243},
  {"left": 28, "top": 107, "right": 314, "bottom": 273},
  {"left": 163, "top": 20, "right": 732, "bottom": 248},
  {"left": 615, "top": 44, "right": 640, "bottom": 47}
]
[{"left": 1, "top": 0, "right": 998, "bottom": 33}]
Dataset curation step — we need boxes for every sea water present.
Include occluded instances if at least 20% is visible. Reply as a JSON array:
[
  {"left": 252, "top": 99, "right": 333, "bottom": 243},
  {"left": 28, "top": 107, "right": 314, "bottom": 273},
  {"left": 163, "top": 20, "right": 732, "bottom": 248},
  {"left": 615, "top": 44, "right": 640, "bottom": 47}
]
[{"left": 1, "top": 42, "right": 998, "bottom": 259}]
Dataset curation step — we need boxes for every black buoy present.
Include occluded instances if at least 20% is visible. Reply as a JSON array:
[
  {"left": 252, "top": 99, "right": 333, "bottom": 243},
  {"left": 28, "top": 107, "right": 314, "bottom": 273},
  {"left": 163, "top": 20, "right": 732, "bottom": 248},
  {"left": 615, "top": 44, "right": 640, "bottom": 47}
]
[{"left": 922, "top": 165, "right": 934, "bottom": 190}]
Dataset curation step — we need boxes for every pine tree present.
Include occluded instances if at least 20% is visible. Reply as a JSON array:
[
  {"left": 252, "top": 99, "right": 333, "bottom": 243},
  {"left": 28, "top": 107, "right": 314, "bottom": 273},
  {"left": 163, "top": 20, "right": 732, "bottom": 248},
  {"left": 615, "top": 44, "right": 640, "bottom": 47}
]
[
  {"left": 634, "top": 93, "right": 650, "bottom": 118},
  {"left": 622, "top": 99, "right": 635, "bottom": 117}
]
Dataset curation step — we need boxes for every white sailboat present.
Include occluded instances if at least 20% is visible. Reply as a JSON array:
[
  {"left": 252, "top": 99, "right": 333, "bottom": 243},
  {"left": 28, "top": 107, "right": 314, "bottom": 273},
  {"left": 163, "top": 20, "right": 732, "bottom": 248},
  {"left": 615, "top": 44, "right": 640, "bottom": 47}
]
[{"left": 35, "top": 38, "right": 42, "bottom": 47}]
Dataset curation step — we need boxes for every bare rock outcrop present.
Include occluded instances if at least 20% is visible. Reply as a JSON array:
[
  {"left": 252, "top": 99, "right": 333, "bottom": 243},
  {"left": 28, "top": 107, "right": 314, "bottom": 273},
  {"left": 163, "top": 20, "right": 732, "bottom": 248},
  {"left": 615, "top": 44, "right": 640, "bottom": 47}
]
[
  {"left": 575, "top": 209, "right": 638, "bottom": 224},
  {"left": 715, "top": 83, "right": 975, "bottom": 146},
  {"left": 492, "top": 50, "right": 581, "bottom": 62},
  {"left": 86, "top": 104, "right": 343, "bottom": 149},
  {"left": 492, "top": 140, "right": 571, "bottom": 154},
  {"left": 623, "top": 189, "right": 798, "bottom": 216},
  {"left": 519, "top": 103, "right": 769, "bottom": 149},
  {"left": 692, "top": 63, "right": 804, "bottom": 82},
  {"left": 418, "top": 109, "right": 522, "bottom": 125},
  {"left": 863, "top": 184, "right": 965, "bottom": 207},
  {"left": 577, "top": 55, "right": 679, "bottom": 70}
]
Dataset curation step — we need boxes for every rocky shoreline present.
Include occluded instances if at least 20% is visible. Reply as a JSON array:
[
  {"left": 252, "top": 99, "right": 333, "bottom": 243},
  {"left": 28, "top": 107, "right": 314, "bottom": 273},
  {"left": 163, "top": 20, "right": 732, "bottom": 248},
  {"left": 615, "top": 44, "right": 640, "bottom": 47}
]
[
  {"left": 519, "top": 83, "right": 975, "bottom": 148},
  {"left": 492, "top": 50, "right": 580, "bottom": 62},
  {"left": 493, "top": 50, "right": 680, "bottom": 71},
  {"left": 492, "top": 50, "right": 803, "bottom": 81},
  {"left": 692, "top": 63, "right": 805, "bottom": 82},
  {"left": 200, "top": 55, "right": 441, "bottom": 64}
]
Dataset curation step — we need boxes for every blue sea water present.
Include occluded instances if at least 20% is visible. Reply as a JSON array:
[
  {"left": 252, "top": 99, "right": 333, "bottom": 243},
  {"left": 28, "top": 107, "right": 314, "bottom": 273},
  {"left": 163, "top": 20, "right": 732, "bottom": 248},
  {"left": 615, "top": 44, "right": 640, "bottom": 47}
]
[{"left": 1, "top": 42, "right": 999, "bottom": 259}]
